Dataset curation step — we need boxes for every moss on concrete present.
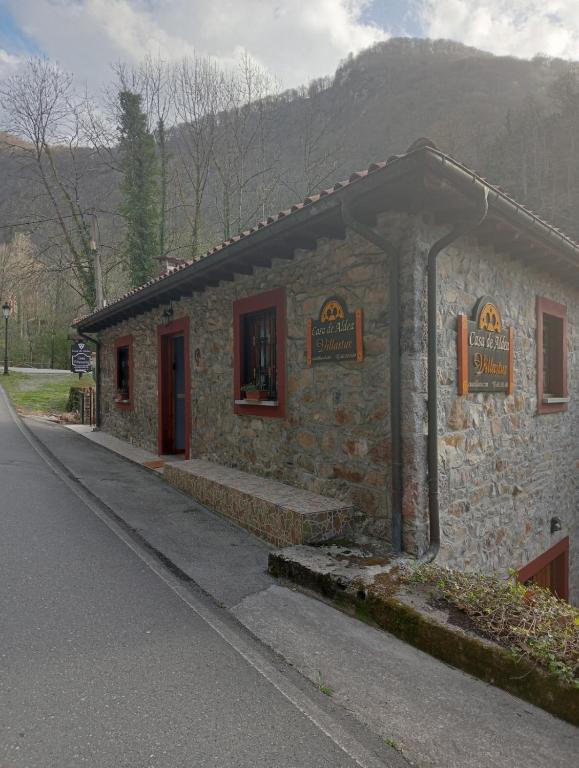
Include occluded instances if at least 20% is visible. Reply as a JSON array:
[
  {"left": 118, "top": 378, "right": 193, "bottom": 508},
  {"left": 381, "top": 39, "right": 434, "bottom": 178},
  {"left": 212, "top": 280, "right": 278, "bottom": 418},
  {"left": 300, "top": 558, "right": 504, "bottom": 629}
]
[
  {"left": 269, "top": 551, "right": 579, "bottom": 726},
  {"left": 365, "top": 595, "right": 578, "bottom": 725}
]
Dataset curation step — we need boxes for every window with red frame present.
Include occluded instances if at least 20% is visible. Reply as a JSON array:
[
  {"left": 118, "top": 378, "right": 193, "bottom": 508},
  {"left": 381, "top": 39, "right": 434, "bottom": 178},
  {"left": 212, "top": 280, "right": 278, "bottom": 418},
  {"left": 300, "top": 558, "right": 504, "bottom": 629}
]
[
  {"left": 537, "top": 297, "right": 568, "bottom": 413},
  {"left": 233, "top": 288, "right": 285, "bottom": 418},
  {"left": 114, "top": 336, "right": 133, "bottom": 407}
]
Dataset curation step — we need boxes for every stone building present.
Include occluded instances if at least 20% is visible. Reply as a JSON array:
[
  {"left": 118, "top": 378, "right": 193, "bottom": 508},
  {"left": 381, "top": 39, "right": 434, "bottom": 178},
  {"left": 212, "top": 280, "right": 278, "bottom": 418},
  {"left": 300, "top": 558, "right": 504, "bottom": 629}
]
[{"left": 76, "top": 140, "right": 578, "bottom": 604}]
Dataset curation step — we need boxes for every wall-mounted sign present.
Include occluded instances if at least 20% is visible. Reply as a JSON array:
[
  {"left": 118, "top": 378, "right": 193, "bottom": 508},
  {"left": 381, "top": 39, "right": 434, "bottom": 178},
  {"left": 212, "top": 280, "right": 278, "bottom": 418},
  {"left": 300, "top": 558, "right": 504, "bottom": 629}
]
[
  {"left": 457, "top": 296, "right": 514, "bottom": 394},
  {"left": 71, "top": 341, "right": 92, "bottom": 374},
  {"left": 307, "top": 296, "right": 363, "bottom": 366}
]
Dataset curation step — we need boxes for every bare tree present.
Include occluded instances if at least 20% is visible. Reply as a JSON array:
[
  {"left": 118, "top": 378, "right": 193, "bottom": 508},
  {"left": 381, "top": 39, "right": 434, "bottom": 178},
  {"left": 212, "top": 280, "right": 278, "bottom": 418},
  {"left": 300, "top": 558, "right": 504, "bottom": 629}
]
[
  {"left": 0, "top": 234, "right": 76, "bottom": 367},
  {"left": 300, "top": 78, "right": 343, "bottom": 196},
  {"left": 0, "top": 59, "right": 100, "bottom": 308},
  {"left": 279, "top": 77, "right": 348, "bottom": 200},
  {"left": 0, "top": 234, "right": 38, "bottom": 300},
  {"left": 172, "top": 55, "right": 222, "bottom": 259},
  {"left": 212, "top": 53, "right": 280, "bottom": 239}
]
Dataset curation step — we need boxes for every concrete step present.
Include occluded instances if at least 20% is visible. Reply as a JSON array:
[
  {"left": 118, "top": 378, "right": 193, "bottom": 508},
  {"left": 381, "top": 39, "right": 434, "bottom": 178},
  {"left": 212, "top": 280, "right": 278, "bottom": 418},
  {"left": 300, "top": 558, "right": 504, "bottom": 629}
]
[{"left": 164, "top": 459, "right": 354, "bottom": 547}]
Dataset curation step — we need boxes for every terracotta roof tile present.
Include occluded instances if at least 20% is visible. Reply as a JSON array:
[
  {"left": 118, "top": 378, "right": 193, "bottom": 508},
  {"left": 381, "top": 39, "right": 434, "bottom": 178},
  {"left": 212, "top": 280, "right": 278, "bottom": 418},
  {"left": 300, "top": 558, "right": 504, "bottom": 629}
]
[{"left": 75, "top": 140, "right": 579, "bottom": 328}]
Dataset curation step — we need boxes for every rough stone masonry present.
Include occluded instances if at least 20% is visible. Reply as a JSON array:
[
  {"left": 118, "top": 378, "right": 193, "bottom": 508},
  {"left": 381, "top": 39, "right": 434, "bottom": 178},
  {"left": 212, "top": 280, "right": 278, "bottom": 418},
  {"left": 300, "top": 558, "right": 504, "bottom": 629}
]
[{"left": 97, "top": 209, "right": 578, "bottom": 604}]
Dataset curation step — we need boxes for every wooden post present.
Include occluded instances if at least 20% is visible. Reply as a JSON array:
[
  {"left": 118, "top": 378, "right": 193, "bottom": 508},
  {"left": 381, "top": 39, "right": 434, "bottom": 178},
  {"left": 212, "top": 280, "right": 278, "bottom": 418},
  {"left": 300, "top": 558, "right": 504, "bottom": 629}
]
[
  {"left": 306, "top": 319, "right": 313, "bottom": 367},
  {"left": 508, "top": 326, "right": 514, "bottom": 395},
  {"left": 457, "top": 313, "right": 469, "bottom": 395},
  {"left": 355, "top": 309, "right": 364, "bottom": 363}
]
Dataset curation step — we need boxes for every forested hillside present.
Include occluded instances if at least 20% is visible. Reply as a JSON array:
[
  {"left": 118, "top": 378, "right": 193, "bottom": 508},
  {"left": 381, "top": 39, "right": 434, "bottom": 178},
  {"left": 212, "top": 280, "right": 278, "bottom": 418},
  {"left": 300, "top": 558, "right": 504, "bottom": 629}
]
[{"left": 0, "top": 38, "right": 578, "bottom": 366}]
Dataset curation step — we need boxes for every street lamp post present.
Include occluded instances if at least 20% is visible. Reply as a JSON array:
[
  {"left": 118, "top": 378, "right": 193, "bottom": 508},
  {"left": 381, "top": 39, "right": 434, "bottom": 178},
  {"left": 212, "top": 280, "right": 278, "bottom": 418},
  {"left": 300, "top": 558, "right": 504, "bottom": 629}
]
[{"left": 2, "top": 302, "right": 10, "bottom": 375}]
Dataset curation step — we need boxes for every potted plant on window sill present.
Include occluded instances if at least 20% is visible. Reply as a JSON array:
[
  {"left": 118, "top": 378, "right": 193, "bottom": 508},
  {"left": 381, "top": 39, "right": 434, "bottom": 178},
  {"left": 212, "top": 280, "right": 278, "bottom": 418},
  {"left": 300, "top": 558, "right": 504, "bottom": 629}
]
[
  {"left": 115, "top": 390, "right": 130, "bottom": 404},
  {"left": 241, "top": 383, "right": 269, "bottom": 401}
]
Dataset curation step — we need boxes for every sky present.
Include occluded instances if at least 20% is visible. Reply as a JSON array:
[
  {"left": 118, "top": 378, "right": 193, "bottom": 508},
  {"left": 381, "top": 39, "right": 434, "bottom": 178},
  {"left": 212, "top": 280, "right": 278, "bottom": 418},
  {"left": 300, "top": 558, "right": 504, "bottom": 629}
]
[{"left": 1, "top": 1, "right": 579, "bottom": 91}]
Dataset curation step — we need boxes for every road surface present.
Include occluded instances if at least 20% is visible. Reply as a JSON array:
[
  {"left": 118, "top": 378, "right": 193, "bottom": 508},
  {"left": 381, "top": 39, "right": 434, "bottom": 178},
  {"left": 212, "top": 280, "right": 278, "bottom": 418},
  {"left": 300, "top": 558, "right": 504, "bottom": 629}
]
[{"left": 0, "top": 387, "right": 400, "bottom": 768}]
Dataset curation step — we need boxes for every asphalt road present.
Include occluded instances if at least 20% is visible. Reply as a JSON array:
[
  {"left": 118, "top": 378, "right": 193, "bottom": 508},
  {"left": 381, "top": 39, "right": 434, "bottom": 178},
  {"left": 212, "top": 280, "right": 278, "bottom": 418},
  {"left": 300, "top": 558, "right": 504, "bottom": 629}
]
[{"left": 0, "top": 388, "right": 400, "bottom": 768}]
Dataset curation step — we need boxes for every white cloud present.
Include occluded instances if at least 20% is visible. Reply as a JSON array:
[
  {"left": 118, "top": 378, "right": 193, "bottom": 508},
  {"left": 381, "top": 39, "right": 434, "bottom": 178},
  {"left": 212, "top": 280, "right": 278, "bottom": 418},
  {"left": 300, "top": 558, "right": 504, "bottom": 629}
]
[
  {"left": 417, "top": 0, "right": 579, "bottom": 60},
  {"left": 2, "top": 0, "right": 387, "bottom": 91},
  {"left": 0, "top": 49, "right": 21, "bottom": 80}
]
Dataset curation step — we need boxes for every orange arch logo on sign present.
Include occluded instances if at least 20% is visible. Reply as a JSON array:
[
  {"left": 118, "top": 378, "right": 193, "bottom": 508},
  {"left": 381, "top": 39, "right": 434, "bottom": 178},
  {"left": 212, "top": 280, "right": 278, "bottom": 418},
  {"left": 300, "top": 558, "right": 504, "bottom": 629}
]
[{"left": 477, "top": 301, "right": 502, "bottom": 333}]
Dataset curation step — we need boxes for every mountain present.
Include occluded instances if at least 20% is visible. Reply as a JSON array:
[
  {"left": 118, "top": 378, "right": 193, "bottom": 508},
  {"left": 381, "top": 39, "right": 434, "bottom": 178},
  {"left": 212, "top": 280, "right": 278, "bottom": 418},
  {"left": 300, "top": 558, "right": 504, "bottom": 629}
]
[{"left": 1, "top": 38, "right": 577, "bottom": 281}]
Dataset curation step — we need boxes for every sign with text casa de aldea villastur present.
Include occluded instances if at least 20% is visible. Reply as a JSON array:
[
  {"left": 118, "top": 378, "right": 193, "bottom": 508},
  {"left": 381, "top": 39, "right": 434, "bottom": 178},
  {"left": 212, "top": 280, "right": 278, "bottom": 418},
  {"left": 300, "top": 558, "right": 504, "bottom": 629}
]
[
  {"left": 307, "top": 297, "right": 363, "bottom": 366},
  {"left": 457, "top": 297, "right": 514, "bottom": 395},
  {"left": 71, "top": 341, "right": 92, "bottom": 374}
]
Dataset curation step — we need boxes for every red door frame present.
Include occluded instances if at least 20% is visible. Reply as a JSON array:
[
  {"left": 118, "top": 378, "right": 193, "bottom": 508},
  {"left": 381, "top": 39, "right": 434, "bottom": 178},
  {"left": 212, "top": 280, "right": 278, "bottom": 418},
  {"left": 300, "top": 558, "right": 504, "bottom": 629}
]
[
  {"left": 518, "top": 537, "right": 569, "bottom": 601},
  {"left": 157, "top": 317, "right": 191, "bottom": 459}
]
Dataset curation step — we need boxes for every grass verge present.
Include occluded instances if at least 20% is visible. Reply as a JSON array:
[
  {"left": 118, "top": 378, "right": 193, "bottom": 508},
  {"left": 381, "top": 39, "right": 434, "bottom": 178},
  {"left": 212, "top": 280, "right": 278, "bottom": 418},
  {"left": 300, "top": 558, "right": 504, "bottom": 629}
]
[{"left": 0, "top": 372, "right": 95, "bottom": 416}]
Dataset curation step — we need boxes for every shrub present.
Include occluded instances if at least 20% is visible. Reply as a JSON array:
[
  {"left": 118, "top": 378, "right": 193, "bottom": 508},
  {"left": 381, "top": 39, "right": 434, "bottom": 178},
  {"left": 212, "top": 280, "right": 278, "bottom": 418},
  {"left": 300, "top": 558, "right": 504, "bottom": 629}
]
[{"left": 406, "top": 564, "right": 578, "bottom": 686}]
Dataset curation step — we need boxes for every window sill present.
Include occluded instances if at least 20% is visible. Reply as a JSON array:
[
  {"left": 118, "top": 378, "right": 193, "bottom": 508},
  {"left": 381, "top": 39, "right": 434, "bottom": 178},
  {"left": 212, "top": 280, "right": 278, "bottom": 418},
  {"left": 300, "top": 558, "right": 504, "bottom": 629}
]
[
  {"left": 538, "top": 398, "right": 568, "bottom": 415},
  {"left": 115, "top": 400, "right": 132, "bottom": 409},
  {"left": 234, "top": 399, "right": 279, "bottom": 407}
]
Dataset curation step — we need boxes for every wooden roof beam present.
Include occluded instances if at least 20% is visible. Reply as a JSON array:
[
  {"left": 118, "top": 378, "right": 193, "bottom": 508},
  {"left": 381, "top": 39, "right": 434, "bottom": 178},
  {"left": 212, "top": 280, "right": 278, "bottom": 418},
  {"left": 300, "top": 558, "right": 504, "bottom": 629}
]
[
  {"left": 508, "top": 242, "right": 547, "bottom": 260},
  {"left": 181, "top": 283, "right": 205, "bottom": 295},
  {"left": 288, "top": 233, "right": 318, "bottom": 251},
  {"left": 476, "top": 222, "right": 520, "bottom": 248},
  {"left": 202, "top": 271, "right": 237, "bottom": 287},
  {"left": 248, "top": 252, "right": 273, "bottom": 268},
  {"left": 139, "top": 299, "right": 160, "bottom": 310},
  {"left": 229, "top": 261, "right": 253, "bottom": 275}
]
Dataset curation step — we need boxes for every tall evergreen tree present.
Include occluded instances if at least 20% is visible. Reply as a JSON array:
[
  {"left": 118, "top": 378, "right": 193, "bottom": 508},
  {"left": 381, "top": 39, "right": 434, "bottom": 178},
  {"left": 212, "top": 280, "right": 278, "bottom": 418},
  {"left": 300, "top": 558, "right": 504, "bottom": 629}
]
[{"left": 118, "top": 91, "right": 159, "bottom": 286}]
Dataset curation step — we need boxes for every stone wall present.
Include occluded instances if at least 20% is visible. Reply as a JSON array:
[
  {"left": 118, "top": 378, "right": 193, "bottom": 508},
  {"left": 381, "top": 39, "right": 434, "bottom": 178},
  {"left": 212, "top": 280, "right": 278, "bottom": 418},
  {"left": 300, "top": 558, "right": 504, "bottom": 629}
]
[
  {"left": 98, "top": 210, "right": 578, "bottom": 602},
  {"left": 99, "top": 222, "right": 396, "bottom": 540},
  {"left": 393, "top": 215, "right": 578, "bottom": 602},
  {"left": 430, "top": 225, "right": 579, "bottom": 603}
]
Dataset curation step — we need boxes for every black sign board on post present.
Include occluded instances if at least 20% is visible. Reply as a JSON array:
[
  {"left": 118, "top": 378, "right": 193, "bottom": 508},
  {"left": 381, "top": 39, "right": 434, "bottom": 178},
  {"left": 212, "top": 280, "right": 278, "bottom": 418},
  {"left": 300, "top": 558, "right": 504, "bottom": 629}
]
[
  {"left": 457, "top": 296, "right": 514, "bottom": 394},
  {"left": 71, "top": 341, "right": 92, "bottom": 374},
  {"left": 307, "top": 296, "right": 363, "bottom": 366}
]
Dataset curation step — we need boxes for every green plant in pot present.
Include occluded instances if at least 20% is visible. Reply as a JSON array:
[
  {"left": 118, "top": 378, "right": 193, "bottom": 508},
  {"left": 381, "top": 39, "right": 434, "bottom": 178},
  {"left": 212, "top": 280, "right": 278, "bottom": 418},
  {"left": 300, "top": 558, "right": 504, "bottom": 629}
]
[{"left": 241, "top": 383, "right": 269, "bottom": 400}]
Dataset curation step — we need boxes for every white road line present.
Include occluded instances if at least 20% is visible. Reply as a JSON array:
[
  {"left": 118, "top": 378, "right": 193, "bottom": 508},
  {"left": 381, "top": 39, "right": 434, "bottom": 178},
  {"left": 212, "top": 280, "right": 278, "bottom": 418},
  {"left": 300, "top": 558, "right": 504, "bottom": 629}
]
[{"left": 0, "top": 387, "right": 396, "bottom": 768}]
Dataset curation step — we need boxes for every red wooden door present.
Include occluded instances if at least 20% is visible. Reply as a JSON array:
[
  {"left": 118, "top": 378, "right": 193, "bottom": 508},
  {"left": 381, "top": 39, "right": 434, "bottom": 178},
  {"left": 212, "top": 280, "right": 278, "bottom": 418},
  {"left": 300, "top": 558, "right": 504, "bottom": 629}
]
[
  {"left": 519, "top": 538, "right": 569, "bottom": 601},
  {"left": 157, "top": 318, "right": 191, "bottom": 458}
]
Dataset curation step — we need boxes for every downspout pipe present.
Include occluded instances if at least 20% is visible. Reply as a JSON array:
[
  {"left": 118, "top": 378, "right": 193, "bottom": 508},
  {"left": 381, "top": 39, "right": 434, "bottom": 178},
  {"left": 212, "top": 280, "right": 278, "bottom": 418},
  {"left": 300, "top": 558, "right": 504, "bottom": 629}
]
[
  {"left": 78, "top": 330, "right": 101, "bottom": 430},
  {"left": 422, "top": 187, "right": 489, "bottom": 563},
  {"left": 340, "top": 199, "right": 403, "bottom": 553}
]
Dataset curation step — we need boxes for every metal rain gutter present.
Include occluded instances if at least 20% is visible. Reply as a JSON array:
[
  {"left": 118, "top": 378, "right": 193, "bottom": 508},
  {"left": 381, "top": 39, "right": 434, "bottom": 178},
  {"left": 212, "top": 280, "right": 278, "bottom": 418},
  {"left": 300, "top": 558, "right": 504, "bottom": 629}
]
[
  {"left": 421, "top": 148, "right": 579, "bottom": 271},
  {"left": 421, "top": 184, "right": 489, "bottom": 562}
]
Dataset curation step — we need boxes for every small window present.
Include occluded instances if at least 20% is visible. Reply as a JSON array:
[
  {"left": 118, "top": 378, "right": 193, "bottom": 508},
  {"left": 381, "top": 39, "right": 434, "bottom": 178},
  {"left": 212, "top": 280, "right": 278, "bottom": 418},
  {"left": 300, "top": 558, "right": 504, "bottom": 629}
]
[
  {"left": 114, "top": 336, "right": 133, "bottom": 408},
  {"left": 117, "top": 347, "right": 130, "bottom": 396},
  {"left": 233, "top": 288, "right": 285, "bottom": 418},
  {"left": 243, "top": 308, "right": 277, "bottom": 399},
  {"left": 536, "top": 298, "right": 568, "bottom": 413}
]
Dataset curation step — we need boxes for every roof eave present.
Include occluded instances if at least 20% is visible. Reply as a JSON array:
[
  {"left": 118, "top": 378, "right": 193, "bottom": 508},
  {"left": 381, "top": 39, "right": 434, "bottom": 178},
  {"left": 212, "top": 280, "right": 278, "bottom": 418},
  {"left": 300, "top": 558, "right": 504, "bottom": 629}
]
[
  {"left": 421, "top": 148, "right": 579, "bottom": 271},
  {"left": 75, "top": 155, "right": 422, "bottom": 333},
  {"left": 76, "top": 145, "right": 579, "bottom": 333}
]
